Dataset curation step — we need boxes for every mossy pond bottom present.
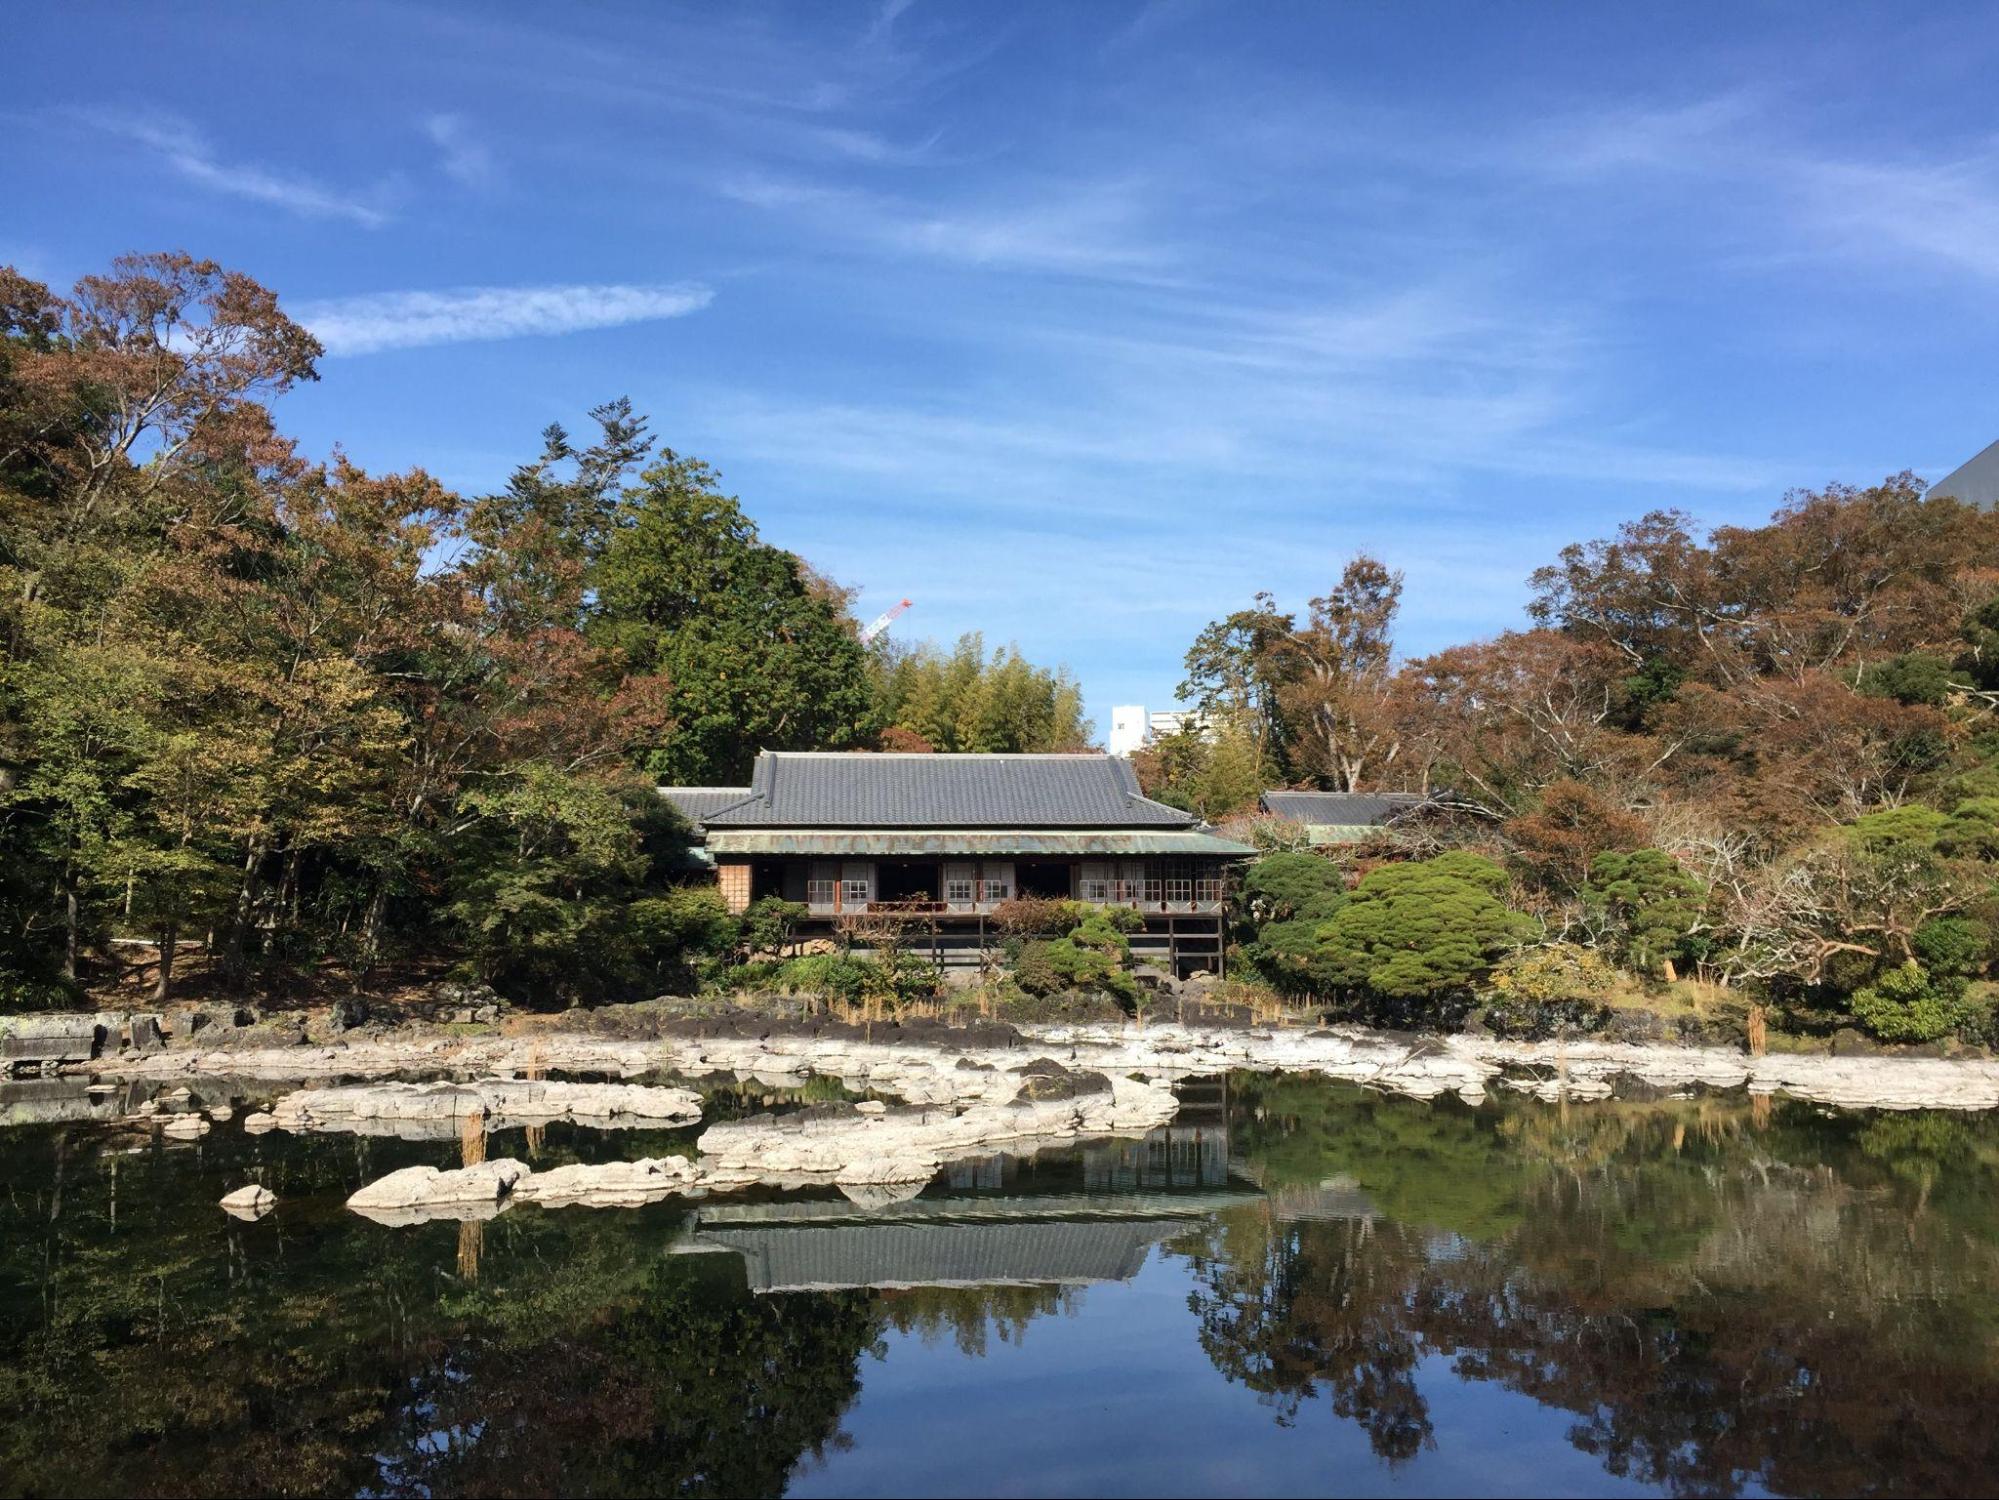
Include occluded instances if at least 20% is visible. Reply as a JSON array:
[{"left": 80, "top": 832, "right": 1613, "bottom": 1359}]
[{"left": 6, "top": 1072, "right": 1999, "bottom": 1497}]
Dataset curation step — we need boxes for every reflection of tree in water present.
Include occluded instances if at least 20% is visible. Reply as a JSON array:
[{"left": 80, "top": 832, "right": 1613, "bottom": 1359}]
[
  {"left": 1178, "top": 1210, "right": 1433, "bottom": 1461},
  {"left": 0, "top": 1124, "right": 887, "bottom": 1499},
  {"left": 878, "top": 1282, "right": 1076, "bottom": 1357},
  {"left": 1197, "top": 1073, "right": 1999, "bottom": 1494},
  {"left": 370, "top": 1260, "right": 882, "bottom": 1498}
]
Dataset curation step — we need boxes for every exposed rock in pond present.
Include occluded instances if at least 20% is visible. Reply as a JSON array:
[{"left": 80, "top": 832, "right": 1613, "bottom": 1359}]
[
  {"left": 208, "top": 1103, "right": 233, "bottom": 1122},
  {"left": 347, "top": 1159, "right": 529, "bottom": 1225},
  {"left": 272, "top": 1078, "right": 702, "bottom": 1137},
  {"left": 1015, "top": 1069, "right": 1112, "bottom": 1102},
  {"left": 342, "top": 1065, "right": 1178, "bottom": 1226},
  {"left": 242, "top": 1111, "right": 277, "bottom": 1133},
  {"left": 219, "top": 1184, "right": 275, "bottom": 1220},
  {"left": 162, "top": 1114, "right": 209, "bottom": 1139},
  {"left": 694, "top": 1072, "right": 1179, "bottom": 1188},
  {"left": 513, "top": 1156, "right": 700, "bottom": 1209}
]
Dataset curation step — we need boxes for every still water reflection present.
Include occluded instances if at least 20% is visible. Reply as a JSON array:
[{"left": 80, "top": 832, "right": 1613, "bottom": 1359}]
[{"left": 5, "top": 1073, "right": 1999, "bottom": 1497}]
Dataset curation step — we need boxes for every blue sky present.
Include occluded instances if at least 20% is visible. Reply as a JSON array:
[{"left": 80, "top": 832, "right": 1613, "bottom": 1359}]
[{"left": 8, "top": 2, "right": 1998, "bottom": 735}]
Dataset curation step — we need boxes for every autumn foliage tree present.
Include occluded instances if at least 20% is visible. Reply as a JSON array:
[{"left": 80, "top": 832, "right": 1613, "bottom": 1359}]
[
  {"left": 1, "top": 251, "right": 1101, "bottom": 1010},
  {"left": 1207, "top": 474, "right": 1999, "bottom": 1040}
]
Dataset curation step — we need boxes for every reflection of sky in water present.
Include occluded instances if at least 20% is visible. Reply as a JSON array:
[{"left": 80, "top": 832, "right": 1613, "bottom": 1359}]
[{"left": 797, "top": 1259, "right": 1681, "bottom": 1500}]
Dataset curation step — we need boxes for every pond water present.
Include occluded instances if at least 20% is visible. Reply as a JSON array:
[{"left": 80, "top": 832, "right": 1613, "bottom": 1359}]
[{"left": 5, "top": 1072, "right": 1999, "bottom": 1498}]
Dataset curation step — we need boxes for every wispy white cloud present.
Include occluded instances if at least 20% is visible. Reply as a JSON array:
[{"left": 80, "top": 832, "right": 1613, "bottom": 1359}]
[
  {"left": 868, "top": 0, "right": 920, "bottom": 44},
  {"left": 424, "top": 113, "right": 496, "bottom": 189},
  {"left": 719, "top": 173, "right": 1174, "bottom": 279},
  {"left": 798, "top": 124, "right": 943, "bottom": 165},
  {"left": 77, "top": 109, "right": 394, "bottom": 226},
  {"left": 1520, "top": 91, "right": 1766, "bottom": 178},
  {"left": 1521, "top": 90, "right": 1999, "bottom": 283},
  {"left": 297, "top": 281, "right": 714, "bottom": 355},
  {"left": 1793, "top": 152, "right": 1999, "bottom": 282}
]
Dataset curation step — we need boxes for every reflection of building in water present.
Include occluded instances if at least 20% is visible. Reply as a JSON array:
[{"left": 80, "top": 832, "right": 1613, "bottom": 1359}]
[
  {"left": 680, "top": 1120, "right": 1373, "bottom": 1295},
  {"left": 688, "top": 1214, "right": 1195, "bottom": 1293},
  {"left": 940, "top": 1122, "right": 1236, "bottom": 1195}
]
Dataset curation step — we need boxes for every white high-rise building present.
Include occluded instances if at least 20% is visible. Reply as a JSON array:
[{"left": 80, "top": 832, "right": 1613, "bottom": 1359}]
[
  {"left": 1108, "top": 704, "right": 1214, "bottom": 757},
  {"left": 1148, "top": 708, "right": 1214, "bottom": 742},
  {"left": 1108, "top": 705, "right": 1148, "bottom": 758}
]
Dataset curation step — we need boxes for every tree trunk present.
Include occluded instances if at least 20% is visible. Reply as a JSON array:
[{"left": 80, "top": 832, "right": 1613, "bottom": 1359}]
[
  {"left": 224, "top": 836, "right": 268, "bottom": 979},
  {"left": 61, "top": 883, "right": 78, "bottom": 982},
  {"left": 279, "top": 846, "right": 301, "bottom": 927},
  {"left": 151, "top": 923, "right": 177, "bottom": 1003},
  {"left": 360, "top": 879, "right": 389, "bottom": 973}
]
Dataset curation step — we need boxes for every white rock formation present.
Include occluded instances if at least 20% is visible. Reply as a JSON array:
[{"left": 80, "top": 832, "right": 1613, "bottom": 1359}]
[
  {"left": 693, "top": 1070, "right": 1179, "bottom": 1188},
  {"left": 242, "top": 1111, "right": 277, "bottom": 1133},
  {"left": 220, "top": 1184, "right": 275, "bottom": 1220},
  {"left": 340, "top": 1066, "right": 1177, "bottom": 1224},
  {"left": 273, "top": 1078, "right": 702, "bottom": 1137},
  {"left": 513, "top": 1156, "right": 700, "bottom": 1209},
  {"left": 162, "top": 1114, "right": 209, "bottom": 1140},
  {"left": 346, "top": 1158, "right": 529, "bottom": 1225}
]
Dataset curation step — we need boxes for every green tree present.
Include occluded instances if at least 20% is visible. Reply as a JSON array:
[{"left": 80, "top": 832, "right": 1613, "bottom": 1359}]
[
  {"left": 1850, "top": 961, "right": 1977, "bottom": 1043},
  {"left": 1131, "top": 719, "right": 1268, "bottom": 818},
  {"left": 443, "top": 763, "right": 723, "bottom": 1005},
  {"left": 1855, "top": 652, "right": 1958, "bottom": 707},
  {"left": 870, "top": 632, "right": 1091, "bottom": 754},
  {"left": 592, "top": 455, "right": 875, "bottom": 783},
  {"left": 1241, "top": 851, "right": 1345, "bottom": 922},
  {"left": 1585, "top": 848, "right": 1709, "bottom": 978},
  {"left": 1317, "top": 852, "right": 1534, "bottom": 999}
]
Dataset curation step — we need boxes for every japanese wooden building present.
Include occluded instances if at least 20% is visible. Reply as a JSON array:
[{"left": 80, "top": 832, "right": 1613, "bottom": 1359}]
[{"left": 663, "top": 751, "right": 1256, "bottom": 975}]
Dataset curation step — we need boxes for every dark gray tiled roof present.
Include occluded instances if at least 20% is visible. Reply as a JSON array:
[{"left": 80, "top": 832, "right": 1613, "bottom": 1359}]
[
  {"left": 1259, "top": 790, "right": 1423, "bottom": 826},
  {"left": 657, "top": 787, "right": 756, "bottom": 823},
  {"left": 703, "top": 752, "right": 1198, "bottom": 829},
  {"left": 1930, "top": 437, "right": 1999, "bottom": 510}
]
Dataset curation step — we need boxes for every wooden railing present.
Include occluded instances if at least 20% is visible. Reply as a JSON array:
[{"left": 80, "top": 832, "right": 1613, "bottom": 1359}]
[{"left": 803, "top": 883, "right": 1226, "bottom": 916}]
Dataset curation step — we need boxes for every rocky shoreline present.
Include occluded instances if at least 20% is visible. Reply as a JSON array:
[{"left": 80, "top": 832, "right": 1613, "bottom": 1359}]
[
  {"left": 17, "top": 1006, "right": 1999, "bottom": 1223},
  {"left": 53, "top": 1007, "right": 1999, "bottom": 1113}
]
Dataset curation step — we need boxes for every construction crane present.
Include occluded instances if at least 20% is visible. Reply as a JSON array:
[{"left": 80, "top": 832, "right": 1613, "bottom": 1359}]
[{"left": 859, "top": 598, "right": 913, "bottom": 645}]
